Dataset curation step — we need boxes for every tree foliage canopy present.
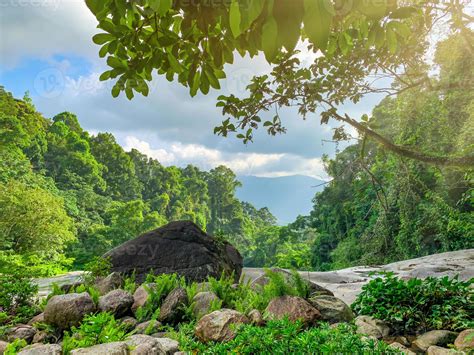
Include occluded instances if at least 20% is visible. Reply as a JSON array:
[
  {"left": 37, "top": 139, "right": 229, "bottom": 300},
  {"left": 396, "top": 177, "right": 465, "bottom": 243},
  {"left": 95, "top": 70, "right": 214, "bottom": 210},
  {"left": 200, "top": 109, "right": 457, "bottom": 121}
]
[{"left": 87, "top": 0, "right": 473, "bottom": 166}]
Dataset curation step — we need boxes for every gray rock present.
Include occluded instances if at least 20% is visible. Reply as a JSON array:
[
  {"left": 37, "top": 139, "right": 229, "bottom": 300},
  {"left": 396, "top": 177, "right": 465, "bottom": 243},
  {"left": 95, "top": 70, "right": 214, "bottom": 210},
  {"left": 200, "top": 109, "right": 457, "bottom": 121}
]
[
  {"left": 355, "top": 316, "right": 390, "bottom": 339},
  {"left": 308, "top": 295, "right": 354, "bottom": 323},
  {"left": 0, "top": 341, "right": 9, "bottom": 354},
  {"left": 98, "top": 289, "right": 133, "bottom": 317},
  {"left": 192, "top": 292, "right": 220, "bottom": 319},
  {"left": 32, "top": 330, "right": 56, "bottom": 344},
  {"left": 155, "top": 338, "right": 179, "bottom": 355},
  {"left": 27, "top": 313, "right": 44, "bottom": 326},
  {"left": 70, "top": 342, "right": 129, "bottom": 354},
  {"left": 6, "top": 324, "right": 36, "bottom": 344},
  {"left": 125, "top": 335, "right": 179, "bottom": 355},
  {"left": 135, "top": 320, "right": 162, "bottom": 335},
  {"left": 251, "top": 268, "right": 333, "bottom": 297},
  {"left": 132, "top": 283, "right": 156, "bottom": 313},
  {"left": 265, "top": 296, "right": 321, "bottom": 326},
  {"left": 454, "top": 329, "right": 474, "bottom": 352},
  {"left": 412, "top": 330, "right": 458, "bottom": 351},
  {"left": 95, "top": 272, "right": 124, "bottom": 295},
  {"left": 44, "top": 292, "right": 96, "bottom": 330},
  {"left": 159, "top": 288, "right": 188, "bottom": 324},
  {"left": 104, "top": 221, "right": 243, "bottom": 284},
  {"left": 18, "top": 343, "right": 62, "bottom": 355},
  {"left": 427, "top": 345, "right": 465, "bottom": 355},
  {"left": 248, "top": 309, "right": 265, "bottom": 326},
  {"left": 120, "top": 316, "right": 138, "bottom": 331},
  {"left": 126, "top": 334, "right": 160, "bottom": 354},
  {"left": 412, "top": 330, "right": 459, "bottom": 352},
  {"left": 195, "top": 309, "right": 249, "bottom": 342}
]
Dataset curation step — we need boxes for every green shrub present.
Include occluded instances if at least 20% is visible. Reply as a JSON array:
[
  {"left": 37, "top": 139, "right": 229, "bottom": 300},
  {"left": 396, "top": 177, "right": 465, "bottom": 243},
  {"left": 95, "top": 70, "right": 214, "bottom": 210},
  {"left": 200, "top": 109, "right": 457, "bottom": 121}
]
[
  {"left": 4, "top": 338, "right": 27, "bottom": 355},
  {"left": 0, "top": 274, "right": 39, "bottom": 324},
  {"left": 352, "top": 273, "right": 474, "bottom": 333},
  {"left": 174, "top": 319, "right": 397, "bottom": 354},
  {"left": 135, "top": 273, "right": 185, "bottom": 321},
  {"left": 62, "top": 312, "right": 130, "bottom": 354}
]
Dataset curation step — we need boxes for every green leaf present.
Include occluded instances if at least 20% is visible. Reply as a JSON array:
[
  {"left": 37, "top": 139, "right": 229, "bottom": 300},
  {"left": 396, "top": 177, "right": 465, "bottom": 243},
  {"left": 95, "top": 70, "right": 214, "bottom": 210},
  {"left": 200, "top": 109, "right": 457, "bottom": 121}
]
[
  {"left": 93, "top": 33, "right": 114, "bottom": 45},
  {"left": 242, "top": 0, "right": 265, "bottom": 31},
  {"left": 229, "top": 0, "right": 242, "bottom": 38},
  {"left": 190, "top": 71, "right": 201, "bottom": 97},
  {"left": 111, "top": 84, "right": 120, "bottom": 98},
  {"left": 158, "top": 0, "right": 172, "bottom": 16},
  {"left": 386, "top": 28, "right": 397, "bottom": 54},
  {"left": 167, "top": 53, "right": 182, "bottom": 73},
  {"left": 304, "top": 0, "right": 333, "bottom": 51},
  {"left": 149, "top": 0, "right": 160, "bottom": 12},
  {"left": 107, "top": 56, "right": 126, "bottom": 69},
  {"left": 261, "top": 16, "right": 278, "bottom": 62}
]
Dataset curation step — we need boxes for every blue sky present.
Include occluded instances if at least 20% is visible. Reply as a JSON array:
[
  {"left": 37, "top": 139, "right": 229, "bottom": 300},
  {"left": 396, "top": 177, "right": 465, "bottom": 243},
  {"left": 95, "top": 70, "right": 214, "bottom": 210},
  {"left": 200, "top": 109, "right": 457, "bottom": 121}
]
[{"left": 0, "top": 0, "right": 382, "bottom": 179}]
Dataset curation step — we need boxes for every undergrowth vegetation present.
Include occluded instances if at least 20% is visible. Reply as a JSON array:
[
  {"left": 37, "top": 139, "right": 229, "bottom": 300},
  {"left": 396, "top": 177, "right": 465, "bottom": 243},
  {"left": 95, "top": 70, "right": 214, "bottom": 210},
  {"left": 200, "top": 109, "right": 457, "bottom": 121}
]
[
  {"left": 352, "top": 273, "right": 474, "bottom": 333},
  {"left": 171, "top": 319, "right": 397, "bottom": 354},
  {"left": 62, "top": 312, "right": 129, "bottom": 354}
]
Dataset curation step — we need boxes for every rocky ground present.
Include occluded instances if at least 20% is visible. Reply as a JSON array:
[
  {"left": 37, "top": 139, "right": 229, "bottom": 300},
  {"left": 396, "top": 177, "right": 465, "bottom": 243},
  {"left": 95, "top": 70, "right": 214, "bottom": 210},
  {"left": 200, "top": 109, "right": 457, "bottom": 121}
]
[{"left": 36, "top": 249, "right": 474, "bottom": 303}]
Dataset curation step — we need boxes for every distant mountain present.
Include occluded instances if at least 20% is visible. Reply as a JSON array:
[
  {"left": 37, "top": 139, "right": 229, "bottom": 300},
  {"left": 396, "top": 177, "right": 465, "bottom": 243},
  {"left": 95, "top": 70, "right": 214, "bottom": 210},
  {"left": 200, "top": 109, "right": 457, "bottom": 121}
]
[{"left": 236, "top": 175, "right": 326, "bottom": 225}]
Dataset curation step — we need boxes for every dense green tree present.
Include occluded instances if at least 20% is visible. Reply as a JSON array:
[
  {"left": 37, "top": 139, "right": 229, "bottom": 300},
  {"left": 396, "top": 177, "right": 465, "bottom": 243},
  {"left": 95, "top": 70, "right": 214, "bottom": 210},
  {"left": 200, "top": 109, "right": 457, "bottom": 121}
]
[
  {"left": 90, "top": 133, "right": 142, "bottom": 200},
  {"left": 0, "top": 180, "right": 76, "bottom": 274}
]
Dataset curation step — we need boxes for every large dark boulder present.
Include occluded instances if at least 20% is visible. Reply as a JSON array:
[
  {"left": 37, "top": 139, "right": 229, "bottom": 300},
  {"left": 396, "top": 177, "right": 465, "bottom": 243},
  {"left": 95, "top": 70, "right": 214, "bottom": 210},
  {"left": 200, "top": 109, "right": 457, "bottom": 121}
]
[{"left": 103, "top": 221, "right": 243, "bottom": 283}]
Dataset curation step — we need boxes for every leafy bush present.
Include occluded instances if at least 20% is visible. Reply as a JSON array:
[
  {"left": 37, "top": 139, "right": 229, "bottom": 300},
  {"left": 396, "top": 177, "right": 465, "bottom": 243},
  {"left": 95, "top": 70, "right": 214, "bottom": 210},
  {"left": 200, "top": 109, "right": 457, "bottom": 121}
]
[
  {"left": 0, "top": 274, "right": 39, "bottom": 324},
  {"left": 4, "top": 338, "right": 27, "bottom": 355},
  {"left": 174, "top": 319, "right": 396, "bottom": 354},
  {"left": 352, "top": 273, "right": 474, "bottom": 333},
  {"left": 135, "top": 273, "right": 185, "bottom": 321},
  {"left": 62, "top": 312, "right": 130, "bottom": 354}
]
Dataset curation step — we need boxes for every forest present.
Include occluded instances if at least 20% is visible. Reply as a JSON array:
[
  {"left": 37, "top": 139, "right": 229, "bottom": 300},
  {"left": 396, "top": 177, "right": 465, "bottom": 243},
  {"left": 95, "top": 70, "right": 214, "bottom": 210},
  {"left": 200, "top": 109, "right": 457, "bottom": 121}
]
[{"left": 0, "top": 33, "right": 472, "bottom": 277}]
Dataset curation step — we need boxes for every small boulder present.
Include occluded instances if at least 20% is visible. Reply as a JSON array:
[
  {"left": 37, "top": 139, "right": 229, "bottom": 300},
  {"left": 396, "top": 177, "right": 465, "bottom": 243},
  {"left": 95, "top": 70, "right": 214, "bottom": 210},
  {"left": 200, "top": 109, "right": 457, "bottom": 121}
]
[
  {"left": 155, "top": 338, "right": 180, "bottom": 355},
  {"left": 27, "top": 313, "right": 44, "bottom": 326},
  {"left": 70, "top": 342, "right": 128, "bottom": 354},
  {"left": 119, "top": 316, "right": 138, "bottom": 331},
  {"left": 412, "top": 330, "right": 459, "bottom": 352},
  {"left": 308, "top": 295, "right": 354, "bottom": 323},
  {"left": 135, "top": 320, "right": 162, "bottom": 335},
  {"left": 355, "top": 316, "right": 390, "bottom": 339},
  {"left": 32, "top": 330, "right": 57, "bottom": 344},
  {"left": 427, "top": 345, "right": 464, "bottom": 355},
  {"left": 6, "top": 324, "right": 36, "bottom": 344},
  {"left": 44, "top": 292, "right": 96, "bottom": 330},
  {"left": 159, "top": 288, "right": 188, "bottom": 324},
  {"left": 0, "top": 341, "right": 9, "bottom": 354},
  {"left": 251, "top": 268, "right": 333, "bottom": 296},
  {"left": 248, "top": 309, "right": 265, "bottom": 326},
  {"left": 125, "top": 334, "right": 160, "bottom": 354},
  {"left": 195, "top": 309, "right": 249, "bottom": 342},
  {"left": 192, "top": 292, "right": 220, "bottom": 319},
  {"left": 95, "top": 272, "right": 124, "bottom": 295},
  {"left": 132, "top": 283, "right": 156, "bottom": 313},
  {"left": 18, "top": 343, "right": 62, "bottom": 355},
  {"left": 388, "top": 342, "right": 416, "bottom": 355},
  {"left": 98, "top": 289, "right": 133, "bottom": 317},
  {"left": 265, "top": 296, "right": 321, "bottom": 326},
  {"left": 454, "top": 329, "right": 474, "bottom": 352}
]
